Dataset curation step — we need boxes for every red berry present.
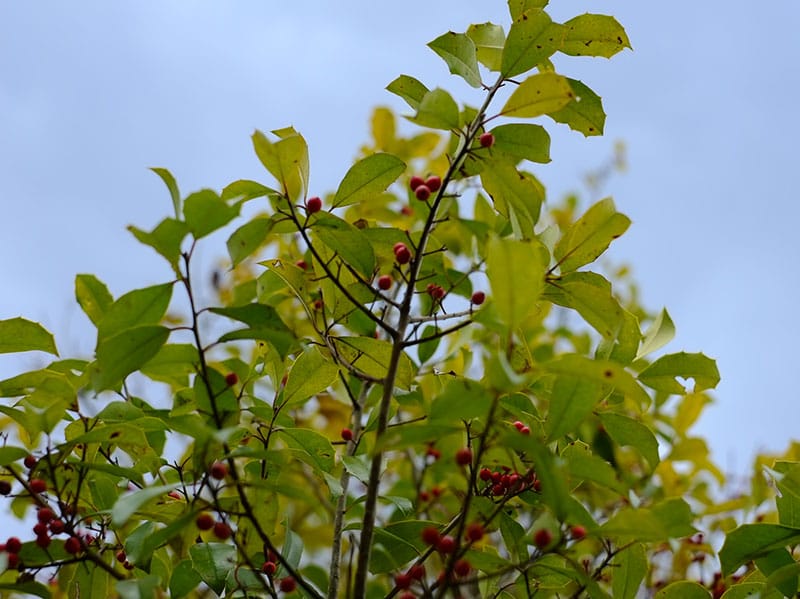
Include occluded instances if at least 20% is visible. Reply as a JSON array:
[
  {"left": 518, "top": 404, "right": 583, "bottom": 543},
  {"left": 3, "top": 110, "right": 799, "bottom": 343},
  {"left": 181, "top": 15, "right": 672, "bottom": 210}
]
[
  {"left": 533, "top": 528, "right": 553, "bottom": 549},
  {"left": 436, "top": 535, "right": 456, "bottom": 554},
  {"left": 513, "top": 420, "right": 524, "bottom": 430},
  {"left": 224, "top": 372, "right": 238, "bottom": 386},
  {"left": 471, "top": 291, "right": 486, "bottom": 305},
  {"left": 210, "top": 461, "right": 228, "bottom": 480},
  {"left": 37, "top": 507, "right": 55, "bottom": 523},
  {"left": 425, "top": 176, "right": 442, "bottom": 192},
  {"left": 421, "top": 526, "right": 441, "bottom": 546},
  {"left": 377, "top": 274, "right": 392, "bottom": 290},
  {"left": 454, "top": 558, "right": 471, "bottom": 577},
  {"left": 0, "top": 481, "right": 11, "bottom": 495},
  {"left": 261, "top": 560, "right": 277, "bottom": 575},
  {"left": 570, "top": 525, "right": 587, "bottom": 540},
  {"left": 167, "top": 490, "right": 182, "bottom": 500},
  {"left": 6, "top": 537, "right": 22, "bottom": 553},
  {"left": 6, "top": 553, "right": 19, "bottom": 569},
  {"left": 340, "top": 428, "right": 354, "bottom": 442},
  {"left": 29, "top": 479, "right": 47, "bottom": 494},
  {"left": 124, "top": 560, "right": 135, "bottom": 570},
  {"left": 395, "top": 572, "right": 412, "bottom": 589},
  {"left": 465, "top": 522, "right": 484, "bottom": 542},
  {"left": 49, "top": 519, "right": 65, "bottom": 534},
  {"left": 479, "top": 132, "right": 495, "bottom": 148},
  {"left": 394, "top": 245, "right": 411, "bottom": 264},
  {"left": 418, "top": 490, "right": 430, "bottom": 502},
  {"left": 455, "top": 447, "right": 473, "bottom": 466},
  {"left": 409, "top": 176, "right": 425, "bottom": 191},
  {"left": 313, "top": 298, "right": 324, "bottom": 311},
  {"left": 305, "top": 196, "right": 322, "bottom": 214},
  {"left": 33, "top": 523, "right": 48, "bottom": 536},
  {"left": 414, "top": 185, "right": 431, "bottom": 201},
  {"left": 24, "top": 455, "right": 37, "bottom": 469},
  {"left": 117, "top": 550, "right": 127, "bottom": 562},
  {"left": 520, "top": 425, "right": 531, "bottom": 435},
  {"left": 492, "top": 483, "right": 505, "bottom": 496},
  {"left": 36, "top": 534, "right": 51, "bottom": 548},
  {"left": 279, "top": 577, "right": 297, "bottom": 592},
  {"left": 408, "top": 564, "right": 425, "bottom": 580},
  {"left": 431, "top": 486, "right": 443, "bottom": 498},
  {"left": 295, "top": 259, "right": 308, "bottom": 270},
  {"left": 213, "top": 522, "right": 232, "bottom": 540},
  {"left": 64, "top": 536, "right": 81, "bottom": 554},
  {"left": 479, "top": 468, "right": 492, "bottom": 481},
  {"left": 196, "top": 512, "right": 215, "bottom": 531},
  {"left": 532, "top": 479, "right": 542, "bottom": 492},
  {"left": 400, "top": 205, "right": 413, "bottom": 216}
]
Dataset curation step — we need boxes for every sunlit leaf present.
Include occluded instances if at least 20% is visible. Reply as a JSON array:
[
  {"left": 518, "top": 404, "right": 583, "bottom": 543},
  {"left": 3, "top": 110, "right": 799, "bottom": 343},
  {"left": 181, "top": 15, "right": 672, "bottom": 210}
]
[
  {"left": 312, "top": 212, "right": 376, "bottom": 277},
  {"left": 547, "top": 79, "right": 606, "bottom": 136},
  {"left": 654, "top": 581, "right": 711, "bottom": 599},
  {"left": 183, "top": 189, "right": 239, "bottom": 239},
  {"left": 544, "top": 272, "right": 624, "bottom": 339},
  {"left": 189, "top": 543, "right": 236, "bottom": 596},
  {"left": 92, "top": 326, "right": 170, "bottom": 391},
  {"left": 490, "top": 123, "right": 551, "bottom": 164},
  {"left": 97, "top": 283, "right": 173, "bottom": 342},
  {"left": 638, "top": 352, "right": 720, "bottom": 394},
  {"left": 486, "top": 236, "right": 548, "bottom": 331},
  {"left": 466, "top": 22, "right": 505, "bottom": 71},
  {"left": 561, "top": 14, "right": 632, "bottom": 58},
  {"left": 428, "top": 31, "right": 482, "bottom": 88},
  {"left": 283, "top": 346, "right": 339, "bottom": 407},
  {"left": 501, "top": 9, "right": 562, "bottom": 77},
  {"left": 0, "top": 318, "right": 58, "bottom": 356},
  {"left": 545, "top": 376, "right": 602, "bottom": 440},
  {"left": 128, "top": 217, "right": 189, "bottom": 267},
  {"left": 599, "top": 411, "right": 659, "bottom": 469},
  {"left": 75, "top": 274, "right": 113, "bottom": 327},
  {"left": 279, "top": 428, "right": 335, "bottom": 473},
  {"left": 720, "top": 524, "right": 800, "bottom": 576},
  {"left": 150, "top": 167, "right": 181, "bottom": 219},
  {"left": 386, "top": 75, "right": 430, "bottom": 111},
  {"left": 333, "top": 153, "right": 406, "bottom": 208},
  {"left": 612, "top": 543, "right": 647, "bottom": 599},
  {"left": 411, "top": 88, "right": 460, "bottom": 130},
  {"left": 554, "top": 197, "right": 630, "bottom": 272},
  {"left": 501, "top": 72, "right": 574, "bottom": 118}
]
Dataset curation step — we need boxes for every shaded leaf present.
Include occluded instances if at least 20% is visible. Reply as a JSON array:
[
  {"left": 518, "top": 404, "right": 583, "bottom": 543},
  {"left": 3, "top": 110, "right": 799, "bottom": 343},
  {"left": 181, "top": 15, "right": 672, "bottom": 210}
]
[
  {"left": 612, "top": 543, "right": 647, "bottom": 599},
  {"left": 93, "top": 326, "right": 170, "bottom": 391},
  {"left": 545, "top": 376, "right": 602, "bottom": 440},
  {"left": 111, "top": 483, "right": 181, "bottom": 526},
  {"left": 599, "top": 411, "right": 660, "bottom": 469},
  {"left": 279, "top": 428, "right": 335, "bottom": 473},
  {"left": 189, "top": 543, "right": 236, "bottom": 596},
  {"left": 655, "top": 581, "right": 711, "bottom": 599},
  {"left": 313, "top": 212, "right": 376, "bottom": 277},
  {"left": 227, "top": 217, "right": 273, "bottom": 267},
  {"left": 544, "top": 272, "right": 624, "bottom": 339},
  {"left": 486, "top": 236, "right": 548, "bottom": 331},
  {"left": 481, "top": 162, "right": 544, "bottom": 238},
  {"left": 183, "top": 189, "right": 239, "bottom": 239},
  {"left": 490, "top": 123, "right": 551, "bottom": 164},
  {"left": 386, "top": 75, "right": 430, "bottom": 111},
  {"left": 545, "top": 355, "right": 651, "bottom": 410},
  {"left": 412, "top": 88, "right": 460, "bottom": 130},
  {"left": 720, "top": 524, "right": 800, "bottom": 576},
  {"left": 330, "top": 336, "right": 415, "bottom": 388},
  {"left": 97, "top": 283, "right": 173, "bottom": 342},
  {"left": 637, "top": 308, "right": 676, "bottom": 360},
  {"left": 548, "top": 79, "right": 606, "bottom": 136},
  {"left": 430, "top": 378, "right": 491, "bottom": 422},
  {"left": 428, "top": 31, "right": 482, "bottom": 88},
  {"left": 128, "top": 217, "right": 189, "bottom": 267},
  {"left": 283, "top": 346, "right": 339, "bottom": 407}
]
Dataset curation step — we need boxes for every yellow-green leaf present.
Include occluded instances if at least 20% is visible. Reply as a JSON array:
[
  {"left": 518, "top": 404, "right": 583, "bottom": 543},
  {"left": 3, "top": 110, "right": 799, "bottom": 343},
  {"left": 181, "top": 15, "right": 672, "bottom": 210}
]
[
  {"left": 386, "top": 75, "right": 429, "bottom": 111},
  {"left": 500, "top": 72, "right": 574, "bottom": 118},
  {"left": 548, "top": 79, "right": 606, "bottom": 136},
  {"left": 555, "top": 197, "right": 630, "bottom": 272},
  {"left": 75, "top": 274, "right": 113, "bottom": 327},
  {"left": 150, "top": 167, "right": 181, "bottom": 219},
  {"left": 428, "top": 31, "right": 482, "bottom": 88},
  {"left": 486, "top": 236, "right": 548, "bottom": 331},
  {"left": 333, "top": 153, "right": 406, "bottom": 208},
  {"left": 561, "top": 14, "right": 632, "bottom": 59},
  {"left": 466, "top": 22, "right": 505, "bottom": 71},
  {"left": 0, "top": 318, "right": 58, "bottom": 356},
  {"left": 284, "top": 346, "right": 339, "bottom": 407},
  {"left": 501, "top": 9, "right": 562, "bottom": 78},
  {"left": 638, "top": 352, "right": 720, "bottom": 394},
  {"left": 412, "top": 88, "right": 460, "bottom": 130}
]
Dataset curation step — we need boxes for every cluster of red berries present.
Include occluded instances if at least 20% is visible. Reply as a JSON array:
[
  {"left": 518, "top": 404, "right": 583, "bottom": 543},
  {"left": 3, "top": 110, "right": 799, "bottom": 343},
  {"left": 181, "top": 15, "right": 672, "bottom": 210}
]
[
  {"left": 1, "top": 537, "right": 22, "bottom": 570},
  {"left": 478, "top": 465, "right": 540, "bottom": 498},
  {"left": 393, "top": 563, "right": 426, "bottom": 596},
  {"left": 417, "top": 486, "right": 443, "bottom": 503},
  {"left": 115, "top": 550, "right": 136, "bottom": 571},
  {"left": 409, "top": 175, "right": 441, "bottom": 201},
  {"left": 512, "top": 419, "right": 531, "bottom": 435},
  {"left": 426, "top": 283, "right": 445, "bottom": 300},
  {"left": 195, "top": 512, "right": 232, "bottom": 540},
  {"left": 393, "top": 242, "right": 412, "bottom": 265}
]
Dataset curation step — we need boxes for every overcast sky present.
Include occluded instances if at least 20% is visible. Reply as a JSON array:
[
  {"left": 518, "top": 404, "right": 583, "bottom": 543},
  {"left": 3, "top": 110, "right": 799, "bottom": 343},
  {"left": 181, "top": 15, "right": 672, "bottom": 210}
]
[{"left": 2, "top": 1, "right": 799, "bottom": 473}]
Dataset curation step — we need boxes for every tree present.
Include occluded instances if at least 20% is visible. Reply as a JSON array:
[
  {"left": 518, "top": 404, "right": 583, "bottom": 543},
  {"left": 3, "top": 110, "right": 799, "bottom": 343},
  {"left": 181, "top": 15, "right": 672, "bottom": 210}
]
[{"left": 0, "top": 2, "right": 798, "bottom": 598}]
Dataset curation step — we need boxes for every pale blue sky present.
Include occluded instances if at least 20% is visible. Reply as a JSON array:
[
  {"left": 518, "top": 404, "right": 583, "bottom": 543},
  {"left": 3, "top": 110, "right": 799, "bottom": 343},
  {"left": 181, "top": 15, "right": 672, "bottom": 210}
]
[{"left": 2, "top": 1, "right": 799, "bottom": 471}]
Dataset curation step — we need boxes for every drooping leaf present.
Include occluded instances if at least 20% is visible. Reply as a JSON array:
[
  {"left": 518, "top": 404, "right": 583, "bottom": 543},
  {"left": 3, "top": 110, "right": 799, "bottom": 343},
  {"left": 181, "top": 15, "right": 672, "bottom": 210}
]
[
  {"left": 226, "top": 217, "right": 273, "bottom": 267},
  {"left": 481, "top": 162, "right": 545, "bottom": 238},
  {"left": 501, "top": 9, "right": 562, "bottom": 77},
  {"left": 283, "top": 346, "right": 339, "bottom": 407},
  {"left": 466, "top": 22, "right": 505, "bottom": 71},
  {"left": 128, "top": 217, "right": 189, "bottom": 267},
  {"left": 598, "top": 411, "right": 660, "bottom": 469},
  {"left": 428, "top": 31, "right": 482, "bottom": 88},
  {"left": 386, "top": 75, "right": 430, "bottom": 111},
  {"left": 636, "top": 308, "right": 676, "bottom": 360},
  {"left": 333, "top": 153, "right": 406, "bottom": 208},
  {"left": 638, "top": 352, "right": 720, "bottom": 394},
  {"left": 490, "top": 123, "right": 551, "bottom": 164},
  {"left": 189, "top": 543, "right": 237, "bottom": 596},
  {"left": 92, "top": 326, "right": 170, "bottom": 391},
  {"left": 501, "top": 72, "right": 574, "bottom": 118},
  {"left": 182, "top": 189, "right": 239, "bottom": 239},
  {"left": 547, "top": 79, "right": 606, "bottom": 136},
  {"left": 150, "top": 167, "right": 181, "bottom": 219},
  {"left": 544, "top": 272, "right": 624, "bottom": 339},
  {"left": 75, "top": 274, "right": 114, "bottom": 327},
  {"left": 251, "top": 129, "right": 309, "bottom": 201},
  {"left": 411, "top": 88, "right": 460, "bottom": 130},
  {"left": 561, "top": 14, "right": 632, "bottom": 58},
  {"left": 612, "top": 543, "right": 647, "bottom": 599},
  {"left": 170, "top": 560, "right": 202, "bottom": 599},
  {"left": 312, "top": 212, "right": 376, "bottom": 277},
  {"left": 554, "top": 197, "right": 631, "bottom": 272},
  {"left": 97, "top": 283, "right": 173, "bottom": 342},
  {"left": 486, "top": 236, "right": 548, "bottom": 331},
  {"left": 0, "top": 318, "right": 58, "bottom": 356}
]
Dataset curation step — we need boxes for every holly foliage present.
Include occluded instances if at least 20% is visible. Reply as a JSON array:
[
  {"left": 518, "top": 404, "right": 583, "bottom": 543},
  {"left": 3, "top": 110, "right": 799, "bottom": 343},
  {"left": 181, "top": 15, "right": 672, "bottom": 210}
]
[{"left": 1, "top": 2, "right": 799, "bottom": 598}]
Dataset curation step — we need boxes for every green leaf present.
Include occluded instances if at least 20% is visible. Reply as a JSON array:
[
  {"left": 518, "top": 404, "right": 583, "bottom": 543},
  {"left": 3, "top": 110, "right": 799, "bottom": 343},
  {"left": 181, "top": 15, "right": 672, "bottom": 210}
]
[
  {"left": 545, "top": 377, "right": 602, "bottom": 440},
  {"left": 508, "top": 0, "right": 549, "bottom": 20},
  {"left": 486, "top": 236, "right": 548, "bottom": 331},
  {"left": 601, "top": 501, "right": 694, "bottom": 542},
  {"left": 501, "top": 72, "right": 575, "bottom": 118},
  {"left": 116, "top": 576, "right": 162, "bottom": 599},
  {"left": 563, "top": 441, "right": 625, "bottom": 494},
  {"left": 430, "top": 378, "right": 491, "bottom": 422},
  {"left": 279, "top": 428, "right": 335, "bottom": 473},
  {"left": 561, "top": 14, "right": 632, "bottom": 58},
  {"left": 0, "top": 446, "right": 28, "bottom": 466},
  {"left": 189, "top": 543, "right": 236, "bottom": 596},
  {"left": 170, "top": 560, "right": 202, "bottom": 599},
  {"left": 655, "top": 581, "right": 711, "bottom": 599},
  {"left": 598, "top": 411, "right": 660, "bottom": 469},
  {"left": 490, "top": 123, "right": 551, "bottom": 164},
  {"left": 333, "top": 152, "right": 406, "bottom": 208},
  {"left": 313, "top": 212, "right": 376, "bottom": 277},
  {"left": 221, "top": 179, "right": 275, "bottom": 202},
  {"left": 150, "top": 167, "right": 181, "bottom": 219},
  {"left": 554, "top": 197, "right": 631, "bottom": 272},
  {"left": 428, "top": 31, "right": 482, "bottom": 88},
  {"left": 544, "top": 272, "right": 624, "bottom": 339},
  {"left": 75, "top": 274, "right": 113, "bottom": 327},
  {"left": 140, "top": 343, "right": 198, "bottom": 386},
  {"left": 182, "top": 189, "right": 239, "bottom": 239},
  {"left": 386, "top": 75, "right": 430, "bottom": 111},
  {"left": 637, "top": 308, "right": 676, "bottom": 360},
  {"left": 466, "top": 22, "right": 505, "bottom": 71},
  {"left": 93, "top": 325, "right": 170, "bottom": 391},
  {"left": 0, "top": 318, "right": 58, "bottom": 355},
  {"left": 612, "top": 543, "right": 647, "bottom": 599},
  {"left": 773, "top": 462, "right": 800, "bottom": 528},
  {"left": 283, "top": 346, "right": 339, "bottom": 407},
  {"left": 97, "top": 283, "right": 173, "bottom": 342},
  {"left": 0, "top": 582, "right": 52, "bottom": 599},
  {"left": 128, "top": 217, "right": 189, "bottom": 267},
  {"left": 226, "top": 216, "right": 273, "bottom": 267},
  {"left": 111, "top": 482, "right": 181, "bottom": 526},
  {"left": 638, "top": 352, "right": 720, "bottom": 394},
  {"left": 720, "top": 524, "right": 800, "bottom": 576},
  {"left": 501, "top": 9, "right": 562, "bottom": 77},
  {"left": 416, "top": 325, "right": 440, "bottom": 364},
  {"left": 755, "top": 549, "right": 799, "bottom": 598},
  {"left": 412, "top": 88, "right": 460, "bottom": 130},
  {"left": 251, "top": 129, "right": 309, "bottom": 201},
  {"left": 548, "top": 79, "right": 606, "bottom": 136},
  {"left": 330, "top": 336, "right": 415, "bottom": 388},
  {"left": 481, "top": 162, "right": 544, "bottom": 238}
]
